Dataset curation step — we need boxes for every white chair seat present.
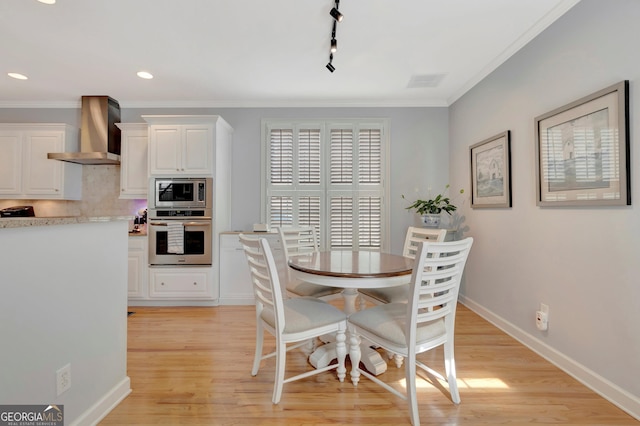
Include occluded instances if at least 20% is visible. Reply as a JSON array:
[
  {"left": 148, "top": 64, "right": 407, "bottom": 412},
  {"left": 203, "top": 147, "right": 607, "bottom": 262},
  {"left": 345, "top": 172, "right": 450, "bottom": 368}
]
[
  {"left": 357, "top": 284, "right": 409, "bottom": 304},
  {"left": 261, "top": 297, "right": 347, "bottom": 334},
  {"left": 348, "top": 302, "right": 445, "bottom": 348},
  {"left": 286, "top": 279, "right": 342, "bottom": 299}
]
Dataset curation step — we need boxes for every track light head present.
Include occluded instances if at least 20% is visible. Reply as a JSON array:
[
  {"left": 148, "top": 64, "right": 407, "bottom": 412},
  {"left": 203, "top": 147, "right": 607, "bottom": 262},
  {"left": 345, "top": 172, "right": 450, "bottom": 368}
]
[
  {"left": 330, "top": 38, "right": 337, "bottom": 53},
  {"left": 326, "top": 54, "right": 335, "bottom": 73},
  {"left": 330, "top": 7, "right": 343, "bottom": 22}
]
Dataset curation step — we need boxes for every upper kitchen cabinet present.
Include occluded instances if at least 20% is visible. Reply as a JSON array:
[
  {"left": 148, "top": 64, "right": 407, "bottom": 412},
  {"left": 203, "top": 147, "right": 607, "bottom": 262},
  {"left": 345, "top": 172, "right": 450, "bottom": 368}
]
[
  {"left": 0, "top": 124, "right": 82, "bottom": 200},
  {"left": 116, "top": 123, "right": 148, "bottom": 199},
  {"left": 143, "top": 115, "right": 233, "bottom": 177}
]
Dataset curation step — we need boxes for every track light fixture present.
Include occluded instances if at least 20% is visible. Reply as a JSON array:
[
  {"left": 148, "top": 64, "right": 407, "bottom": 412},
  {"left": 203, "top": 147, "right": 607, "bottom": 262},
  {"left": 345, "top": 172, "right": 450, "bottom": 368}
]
[
  {"left": 326, "top": 54, "right": 335, "bottom": 73},
  {"left": 330, "top": 21, "right": 338, "bottom": 53},
  {"left": 330, "top": 7, "right": 343, "bottom": 22},
  {"left": 326, "top": 1, "right": 342, "bottom": 73}
]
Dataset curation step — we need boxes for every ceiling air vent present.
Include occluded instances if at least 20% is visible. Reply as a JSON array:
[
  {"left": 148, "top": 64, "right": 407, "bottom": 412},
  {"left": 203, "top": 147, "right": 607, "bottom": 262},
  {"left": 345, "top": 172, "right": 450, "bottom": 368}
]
[{"left": 407, "top": 73, "right": 447, "bottom": 89}]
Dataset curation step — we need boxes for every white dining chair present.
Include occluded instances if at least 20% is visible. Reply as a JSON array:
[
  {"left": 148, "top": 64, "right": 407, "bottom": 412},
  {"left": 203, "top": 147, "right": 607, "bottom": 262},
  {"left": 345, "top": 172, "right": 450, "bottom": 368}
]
[
  {"left": 358, "top": 227, "right": 447, "bottom": 306},
  {"left": 277, "top": 226, "right": 343, "bottom": 300},
  {"left": 238, "top": 234, "right": 348, "bottom": 404},
  {"left": 347, "top": 237, "right": 473, "bottom": 426}
]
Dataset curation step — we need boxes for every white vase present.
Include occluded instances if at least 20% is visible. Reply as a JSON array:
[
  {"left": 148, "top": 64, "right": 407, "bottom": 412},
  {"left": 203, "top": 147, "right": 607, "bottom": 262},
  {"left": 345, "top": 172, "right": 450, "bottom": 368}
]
[{"left": 421, "top": 213, "right": 441, "bottom": 228}]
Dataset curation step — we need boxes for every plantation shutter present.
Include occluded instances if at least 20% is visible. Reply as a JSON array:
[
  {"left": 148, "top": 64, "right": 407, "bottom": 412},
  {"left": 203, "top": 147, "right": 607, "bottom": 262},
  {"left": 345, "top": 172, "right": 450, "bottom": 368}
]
[{"left": 265, "top": 120, "right": 387, "bottom": 250}]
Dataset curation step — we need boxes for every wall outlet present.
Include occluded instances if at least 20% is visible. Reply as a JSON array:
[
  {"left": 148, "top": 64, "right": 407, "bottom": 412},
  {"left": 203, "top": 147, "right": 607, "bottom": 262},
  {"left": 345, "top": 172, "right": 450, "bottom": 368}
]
[
  {"left": 56, "top": 363, "right": 71, "bottom": 396},
  {"left": 536, "top": 303, "right": 549, "bottom": 331}
]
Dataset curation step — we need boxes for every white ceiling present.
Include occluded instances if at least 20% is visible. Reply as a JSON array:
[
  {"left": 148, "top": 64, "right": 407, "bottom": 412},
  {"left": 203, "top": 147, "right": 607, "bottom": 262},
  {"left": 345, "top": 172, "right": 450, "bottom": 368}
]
[{"left": 0, "top": 0, "right": 580, "bottom": 108}]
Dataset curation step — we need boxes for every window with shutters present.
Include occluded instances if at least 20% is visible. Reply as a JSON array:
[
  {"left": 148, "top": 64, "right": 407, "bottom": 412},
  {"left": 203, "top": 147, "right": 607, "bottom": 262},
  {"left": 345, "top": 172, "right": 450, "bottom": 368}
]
[{"left": 263, "top": 119, "right": 389, "bottom": 250}]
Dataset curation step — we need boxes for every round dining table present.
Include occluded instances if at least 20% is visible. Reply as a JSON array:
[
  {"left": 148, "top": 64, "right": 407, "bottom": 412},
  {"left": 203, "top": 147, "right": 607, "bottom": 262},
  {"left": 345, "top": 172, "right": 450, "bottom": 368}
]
[{"left": 288, "top": 250, "right": 414, "bottom": 375}]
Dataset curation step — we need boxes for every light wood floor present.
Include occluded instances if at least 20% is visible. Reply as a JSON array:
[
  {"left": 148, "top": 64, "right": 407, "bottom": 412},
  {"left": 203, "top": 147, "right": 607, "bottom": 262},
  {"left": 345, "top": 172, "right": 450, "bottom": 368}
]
[{"left": 100, "top": 303, "right": 637, "bottom": 425}]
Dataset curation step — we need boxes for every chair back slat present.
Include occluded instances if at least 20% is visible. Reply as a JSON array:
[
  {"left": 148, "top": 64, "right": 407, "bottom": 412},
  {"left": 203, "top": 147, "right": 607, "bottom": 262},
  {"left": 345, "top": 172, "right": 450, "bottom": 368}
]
[
  {"left": 278, "top": 226, "right": 319, "bottom": 259},
  {"left": 402, "top": 227, "right": 447, "bottom": 259},
  {"left": 406, "top": 238, "right": 473, "bottom": 345}
]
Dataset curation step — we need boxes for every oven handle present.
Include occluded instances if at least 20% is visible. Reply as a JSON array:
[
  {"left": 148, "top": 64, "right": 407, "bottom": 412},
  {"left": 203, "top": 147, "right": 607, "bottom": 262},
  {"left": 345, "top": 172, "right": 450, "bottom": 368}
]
[{"left": 149, "top": 221, "right": 211, "bottom": 227}]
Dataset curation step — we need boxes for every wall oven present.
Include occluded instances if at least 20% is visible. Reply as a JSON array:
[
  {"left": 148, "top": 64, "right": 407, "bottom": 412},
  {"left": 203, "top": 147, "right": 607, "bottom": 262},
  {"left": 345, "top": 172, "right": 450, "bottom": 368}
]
[
  {"left": 148, "top": 177, "right": 213, "bottom": 266},
  {"left": 148, "top": 218, "right": 212, "bottom": 265}
]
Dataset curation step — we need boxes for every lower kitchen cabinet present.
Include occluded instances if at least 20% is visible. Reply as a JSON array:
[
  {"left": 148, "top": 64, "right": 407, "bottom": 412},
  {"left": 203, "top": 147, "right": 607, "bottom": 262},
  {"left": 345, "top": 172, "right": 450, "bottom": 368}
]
[
  {"left": 149, "top": 267, "right": 213, "bottom": 299},
  {"left": 219, "top": 232, "right": 280, "bottom": 305},
  {"left": 127, "top": 237, "right": 148, "bottom": 299}
]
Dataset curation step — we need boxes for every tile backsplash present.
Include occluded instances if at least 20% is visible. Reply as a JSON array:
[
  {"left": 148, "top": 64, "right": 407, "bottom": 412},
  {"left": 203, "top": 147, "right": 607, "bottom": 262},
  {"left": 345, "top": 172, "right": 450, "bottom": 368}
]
[{"left": 0, "top": 165, "right": 147, "bottom": 218}]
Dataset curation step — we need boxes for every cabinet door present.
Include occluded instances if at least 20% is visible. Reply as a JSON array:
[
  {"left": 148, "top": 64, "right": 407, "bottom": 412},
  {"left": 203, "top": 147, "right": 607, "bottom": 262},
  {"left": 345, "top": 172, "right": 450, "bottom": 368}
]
[
  {"left": 23, "top": 131, "right": 63, "bottom": 196},
  {"left": 182, "top": 125, "right": 213, "bottom": 175},
  {"left": 219, "top": 235, "right": 255, "bottom": 305},
  {"left": 128, "top": 237, "right": 148, "bottom": 299},
  {"left": 0, "top": 132, "right": 22, "bottom": 195},
  {"left": 149, "top": 126, "right": 181, "bottom": 174},
  {"left": 120, "top": 126, "right": 149, "bottom": 198}
]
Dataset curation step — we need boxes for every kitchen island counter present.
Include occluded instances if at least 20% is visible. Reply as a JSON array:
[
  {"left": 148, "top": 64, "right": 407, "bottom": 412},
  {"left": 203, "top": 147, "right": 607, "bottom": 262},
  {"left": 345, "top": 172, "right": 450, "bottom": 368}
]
[{"left": 0, "top": 215, "right": 133, "bottom": 229}]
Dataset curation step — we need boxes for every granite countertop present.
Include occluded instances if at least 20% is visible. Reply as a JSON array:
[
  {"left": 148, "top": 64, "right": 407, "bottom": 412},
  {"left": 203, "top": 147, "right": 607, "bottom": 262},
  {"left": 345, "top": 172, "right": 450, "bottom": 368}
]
[{"left": 0, "top": 216, "right": 134, "bottom": 229}]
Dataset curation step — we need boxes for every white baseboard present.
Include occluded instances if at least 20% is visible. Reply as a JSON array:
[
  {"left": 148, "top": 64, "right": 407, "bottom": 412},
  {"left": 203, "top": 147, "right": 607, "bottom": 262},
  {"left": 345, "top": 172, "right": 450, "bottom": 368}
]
[
  {"left": 459, "top": 295, "right": 640, "bottom": 421},
  {"left": 69, "top": 376, "right": 131, "bottom": 426},
  {"left": 127, "top": 299, "right": 218, "bottom": 307},
  {"left": 218, "top": 297, "right": 255, "bottom": 305}
]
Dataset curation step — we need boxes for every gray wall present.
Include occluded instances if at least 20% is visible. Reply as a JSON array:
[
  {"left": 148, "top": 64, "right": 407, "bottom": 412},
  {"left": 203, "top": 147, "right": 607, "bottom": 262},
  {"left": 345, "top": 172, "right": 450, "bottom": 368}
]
[{"left": 449, "top": 0, "right": 640, "bottom": 417}]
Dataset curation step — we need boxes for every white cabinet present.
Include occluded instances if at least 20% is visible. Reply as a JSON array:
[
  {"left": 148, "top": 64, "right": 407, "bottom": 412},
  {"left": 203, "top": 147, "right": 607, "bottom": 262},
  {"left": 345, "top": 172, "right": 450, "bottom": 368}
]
[
  {"left": 0, "top": 124, "right": 82, "bottom": 199},
  {"left": 127, "top": 236, "right": 148, "bottom": 299},
  {"left": 219, "top": 232, "right": 280, "bottom": 305},
  {"left": 149, "top": 267, "right": 212, "bottom": 299},
  {"left": 144, "top": 116, "right": 216, "bottom": 176},
  {"left": 116, "top": 123, "right": 148, "bottom": 199}
]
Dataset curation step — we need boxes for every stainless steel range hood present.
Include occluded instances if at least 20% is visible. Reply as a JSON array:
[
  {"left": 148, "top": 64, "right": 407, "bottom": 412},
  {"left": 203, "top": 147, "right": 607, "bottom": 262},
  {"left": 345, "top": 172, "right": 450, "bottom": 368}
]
[{"left": 48, "top": 96, "right": 121, "bottom": 165}]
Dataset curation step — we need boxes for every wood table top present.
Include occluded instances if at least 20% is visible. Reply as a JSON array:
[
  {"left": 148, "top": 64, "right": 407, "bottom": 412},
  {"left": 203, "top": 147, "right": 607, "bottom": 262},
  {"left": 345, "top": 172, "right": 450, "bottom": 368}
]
[{"left": 288, "top": 250, "right": 413, "bottom": 279}]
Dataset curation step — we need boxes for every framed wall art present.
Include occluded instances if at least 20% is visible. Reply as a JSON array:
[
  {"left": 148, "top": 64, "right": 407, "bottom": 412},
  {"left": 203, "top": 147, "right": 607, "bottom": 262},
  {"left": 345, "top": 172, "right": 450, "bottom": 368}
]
[
  {"left": 470, "top": 130, "right": 512, "bottom": 208},
  {"left": 535, "top": 80, "right": 630, "bottom": 207}
]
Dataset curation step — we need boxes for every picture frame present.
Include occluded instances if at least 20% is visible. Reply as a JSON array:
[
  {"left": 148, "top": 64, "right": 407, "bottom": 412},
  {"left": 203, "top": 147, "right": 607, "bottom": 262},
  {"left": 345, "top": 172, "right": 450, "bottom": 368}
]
[
  {"left": 470, "top": 130, "right": 512, "bottom": 208},
  {"left": 535, "top": 80, "right": 630, "bottom": 207}
]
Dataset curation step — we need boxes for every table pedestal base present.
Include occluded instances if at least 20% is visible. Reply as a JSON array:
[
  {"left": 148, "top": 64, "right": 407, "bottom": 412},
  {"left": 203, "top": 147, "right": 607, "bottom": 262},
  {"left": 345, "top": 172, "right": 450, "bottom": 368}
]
[{"left": 309, "top": 342, "right": 388, "bottom": 376}]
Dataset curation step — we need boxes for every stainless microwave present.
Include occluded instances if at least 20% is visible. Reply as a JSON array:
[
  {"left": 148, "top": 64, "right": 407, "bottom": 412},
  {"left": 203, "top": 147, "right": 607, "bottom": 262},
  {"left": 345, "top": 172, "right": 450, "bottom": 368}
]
[{"left": 149, "top": 177, "right": 212, "bottom": 213}]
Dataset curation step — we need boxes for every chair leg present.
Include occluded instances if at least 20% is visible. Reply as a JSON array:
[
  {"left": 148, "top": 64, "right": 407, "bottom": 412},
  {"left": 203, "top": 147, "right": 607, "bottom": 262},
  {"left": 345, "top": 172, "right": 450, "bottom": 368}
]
[
  {"left": 406, "top": 355, "right": 420, "bottom": 426},
  {"left": 392, "top": 353, "right": 404, "bottom": 368},
  {"left": 251, "top": 321, "right": 264, "bottom": 376},
  {"left": 272, "top": 340, "right": 287, "bottom": 404},
  {"left": 335, "top": 325, "right": 347, "bottom": 382},
  {"left": 348, "top": 326, "right": 361, "bottom": 386},
  {"left": 358, "top": 294, "right": 367, "bottom": 311},
  {"left": 301, "top": 338, "right": 316, "bottom": 356},
  {"left": 443, "top": 340, "right": 460, "bottom": 404}
]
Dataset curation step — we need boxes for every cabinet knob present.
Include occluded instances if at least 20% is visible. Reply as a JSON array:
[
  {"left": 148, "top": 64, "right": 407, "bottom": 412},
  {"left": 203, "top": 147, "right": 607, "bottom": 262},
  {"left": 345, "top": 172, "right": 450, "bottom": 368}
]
[
  {"left": 161, "top": 282, "right": 165, "bottom": 286},
  {"left": 193, "top": 282, "right": 197, "bottom": 286}
]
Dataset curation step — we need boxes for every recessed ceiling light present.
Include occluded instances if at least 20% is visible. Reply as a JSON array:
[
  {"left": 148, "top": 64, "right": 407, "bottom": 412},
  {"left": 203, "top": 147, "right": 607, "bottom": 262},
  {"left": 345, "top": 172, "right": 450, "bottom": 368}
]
[
  {"left": 8, "top": 73, "right": 28, "bottom": 80},
  {"left": 137, "top": 71, "right": 153, "bottom": 79},
  {"left": 37, "top": 0, "right": 56, "bottom": 4}
]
